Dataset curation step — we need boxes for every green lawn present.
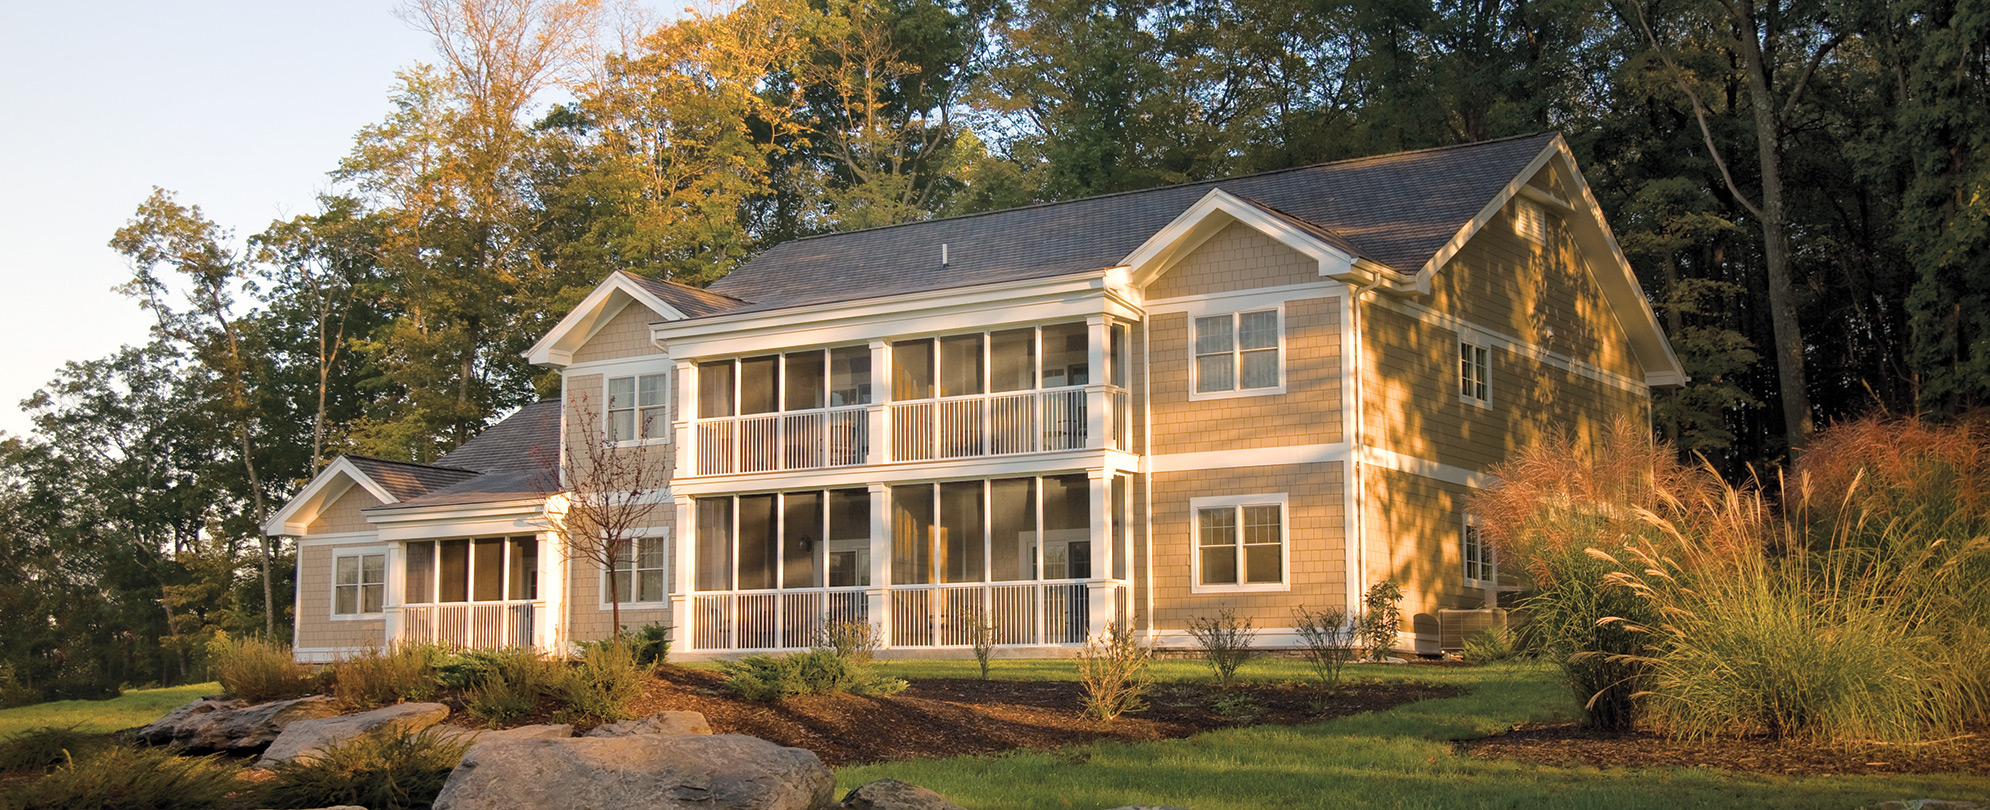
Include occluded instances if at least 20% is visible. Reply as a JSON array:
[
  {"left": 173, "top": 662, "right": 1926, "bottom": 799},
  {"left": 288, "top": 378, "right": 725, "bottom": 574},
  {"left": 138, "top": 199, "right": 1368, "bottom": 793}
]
[
  {"left": 0, "top": 683, "right": 216, "bottom": 738},
  {"left": 836, "top": 659, "right": 1990, "bottom": 810}
]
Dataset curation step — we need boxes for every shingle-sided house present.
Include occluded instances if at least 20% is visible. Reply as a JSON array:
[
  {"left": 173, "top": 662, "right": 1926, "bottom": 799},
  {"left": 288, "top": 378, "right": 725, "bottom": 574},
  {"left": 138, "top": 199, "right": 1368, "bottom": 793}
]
[{"left": 266, "top": 133, "right": 1682, "bottom": 662}]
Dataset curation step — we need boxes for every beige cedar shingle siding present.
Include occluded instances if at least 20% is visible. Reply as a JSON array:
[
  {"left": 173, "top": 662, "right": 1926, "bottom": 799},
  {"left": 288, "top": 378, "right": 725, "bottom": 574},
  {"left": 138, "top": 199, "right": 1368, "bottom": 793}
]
[
  {"left": 571, "top": 302, "right": 666, "bottom": 366},
  {"left": 1148, "top": 462, "right": 1346, "bottom": 632},
  {"left": 564, "top": 510, "right": 673, "bottom": 643},
  {"left": 564, "top": 374, "right": 675, "bottom": 474},
  {"left": 296, "top": 540, "right": 385, "bottom": 650},
  {"left": 1146, "top": 221, "right": 1323, "bottom": 300},
  {"left": 1361, "top": 467, "right": 1488, "bottom": 620},
  {"left": 307, "top": 485, "right": 383, "bottom": 535},
  {"left": 1148, "top": 299, "right": 1341, "bottom": 455}
]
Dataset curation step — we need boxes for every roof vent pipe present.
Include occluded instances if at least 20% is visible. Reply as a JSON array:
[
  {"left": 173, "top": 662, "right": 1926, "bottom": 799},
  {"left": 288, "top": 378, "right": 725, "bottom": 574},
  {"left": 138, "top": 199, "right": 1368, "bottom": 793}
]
[{"left": 941, "top": 243, "right": 949, "bottom": 266}]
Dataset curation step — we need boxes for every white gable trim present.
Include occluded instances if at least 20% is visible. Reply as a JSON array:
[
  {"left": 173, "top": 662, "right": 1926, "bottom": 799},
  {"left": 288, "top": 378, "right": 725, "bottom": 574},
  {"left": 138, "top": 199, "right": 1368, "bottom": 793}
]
[
  {"left": 1120, "top": 188, "right": 1373, "bottom": 289},
  {"left": 262, "top": 457, "right": 399, "bottom": 536},
  {"left": 525, "top": 273, "right": 689, "bottom": 367}
]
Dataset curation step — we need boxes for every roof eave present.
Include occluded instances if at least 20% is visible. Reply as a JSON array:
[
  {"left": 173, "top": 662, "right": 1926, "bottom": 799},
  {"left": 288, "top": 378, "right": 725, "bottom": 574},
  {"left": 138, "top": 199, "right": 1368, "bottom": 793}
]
[
  {"left": 525, "top": 272, "right": 689, "bottom": 367},
  {"left": 262, "top": 456, "right": 400, "bottom": 536}
]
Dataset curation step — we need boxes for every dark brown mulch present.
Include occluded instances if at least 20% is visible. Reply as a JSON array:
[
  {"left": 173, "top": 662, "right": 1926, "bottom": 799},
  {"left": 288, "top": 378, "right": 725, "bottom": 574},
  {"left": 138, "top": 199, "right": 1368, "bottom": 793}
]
[
  {"left": 617, "top": 666, "right": 1458, "bottom": 766},
  {"left": 1456, "top": 721, "right": 1990, "bottom": 776}
]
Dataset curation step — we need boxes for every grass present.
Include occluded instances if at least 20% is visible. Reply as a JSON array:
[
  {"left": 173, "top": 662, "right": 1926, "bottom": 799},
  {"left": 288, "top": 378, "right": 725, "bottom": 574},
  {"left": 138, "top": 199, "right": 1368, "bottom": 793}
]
[
  {"left": 834, "top": 661, "right": 1990, "bottom": 810},
  {"left": 0, "top": 682, "right": 217, "bottom": 738}
]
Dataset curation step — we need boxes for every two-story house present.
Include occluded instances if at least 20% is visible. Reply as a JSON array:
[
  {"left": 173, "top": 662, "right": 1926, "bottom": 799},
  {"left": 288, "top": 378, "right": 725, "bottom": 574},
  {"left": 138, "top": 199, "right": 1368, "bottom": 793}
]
[{"left": 266, "top": 133, "right": 1681, "bottom": 662}]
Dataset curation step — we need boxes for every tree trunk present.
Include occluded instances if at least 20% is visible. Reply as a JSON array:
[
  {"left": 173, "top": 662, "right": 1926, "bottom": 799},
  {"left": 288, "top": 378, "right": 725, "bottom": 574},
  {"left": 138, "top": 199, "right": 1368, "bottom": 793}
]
[{"left": 1736, "top": 14, "right": 1814, "bottom": 452}]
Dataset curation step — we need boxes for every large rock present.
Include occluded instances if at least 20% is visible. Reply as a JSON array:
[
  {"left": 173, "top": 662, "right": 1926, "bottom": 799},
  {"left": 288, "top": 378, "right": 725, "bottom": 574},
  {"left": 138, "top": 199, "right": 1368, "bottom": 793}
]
[
  {"left": 437, "top": 723, "right": 575, "bottom": 746},
  {"left": 432, "top": 733, "right": 832, "bottom": 810},
  {"left": 835, "top": 779, "right": 966, "bottom": 810},
  {"left": 582, "top": 710, "right": 711, "bottom": 737},
  {"left": 255, "top": 702, "right": 450, "bottom": 768},
  {"left": 135, "top": 695, "right": 340, "bottom": 752}
]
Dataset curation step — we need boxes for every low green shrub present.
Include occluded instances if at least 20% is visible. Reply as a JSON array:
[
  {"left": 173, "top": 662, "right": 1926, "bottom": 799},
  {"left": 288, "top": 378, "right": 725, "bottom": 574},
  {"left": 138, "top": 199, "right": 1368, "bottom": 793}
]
[
  {"left": 461, "top": 649, "right": 560, "bottom": 727},
  {"left": 1357, "top": 581, "right": 1403, "bottom": 662},
  {"left": 327, "top": 643, "right": 444, "bottom": 711},
  {"left": 1461, "top": 625, "right": 1520, "bottom": 664},
  {"left": 1291, "top": 606, "right": 1355, "bottom": 688},
  {"left": 3, "top": 743, "right": 246, "bottom": 810},
  {"left": 551, "top": 641, "right": 650, "bottom": 727},
  {"left": 1186, "top": 609, "right": 1259, "bottom": 687},
  {"left": 0, "top": 726, "right": 111, "bottom": 775},
  {"left": 258, "top": 728, "right": 469, "bottom": 810},
  {"left": 813, "top": 619, "right": 881, "bottom": 665},
  {"left": 207, "top": 634, "right": 314, "bottom": 702},
  {"left": 626, "top": 623, "right": 672, "bottom": 667},
  {"left": 1077, "top": 622, "right": 1151, "bottom": 722},
  {"left": 0, "top": 663, "right": 36, "bottom": 708},
  {"left": 722, "top": 649, "right": 907, "bottom": 703}
]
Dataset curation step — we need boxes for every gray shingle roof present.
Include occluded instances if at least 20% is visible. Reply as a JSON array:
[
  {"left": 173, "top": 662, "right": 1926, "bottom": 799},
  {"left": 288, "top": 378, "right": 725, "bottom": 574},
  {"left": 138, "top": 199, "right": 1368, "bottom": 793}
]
[
  {"left": 352, "top": 400, "right": 563, "bottom": 513},
  {"left": 344, "top": 457, "right": 479, "bottom": 501},
  {"left": 703, "top": 133, "right": 1554, "bottom": 315},
  {"left": 620, "top": 272, "right": 750, "bottom": 318}
]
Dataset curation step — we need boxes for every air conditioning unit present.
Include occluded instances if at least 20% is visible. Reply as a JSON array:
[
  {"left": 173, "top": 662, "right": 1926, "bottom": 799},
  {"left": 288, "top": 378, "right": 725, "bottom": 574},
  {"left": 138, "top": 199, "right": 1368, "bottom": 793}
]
[{"left": 1437, "top": 608, "right": 1513, "bottom": 651}]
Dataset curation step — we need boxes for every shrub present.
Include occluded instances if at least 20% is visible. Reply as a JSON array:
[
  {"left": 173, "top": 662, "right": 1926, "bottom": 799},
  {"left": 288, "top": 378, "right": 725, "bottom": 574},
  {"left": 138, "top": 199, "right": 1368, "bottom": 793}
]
[
  {"left": 456, "top": 648, "right": 561, "bottom": 727},
  {"left": 207, "top": 634, "right": 314, "bottom": 702},
  {"left": 968, "top": 610, "right": 996, "bottom": 681},
  {"left": 1357, "top": 581, "right": 1403, "bottom": 662},
  {"left": 1460, "top": 625, "right": 1520, "bottom": 664},
  {"left": 0, "top": 662, "right": 36, "bottom": 708},
  {"left": 328, "top": 643, "right": 444, "bottom": 711},
  {"left": 551, "top": 641, "right": 650, "bottom": 727},
  {"left": 722, "top": 649, "right": 907, "bottom": 703},
  {"left": 1185, "top": 609, "right": 1259, "bottom": 687},
  {"left": 0, "top": 726, "right": 111, "bottom": 775},
  {"left": 4, "top": 744, "right": 245, "bottom": 810},
  {"left": 1292, "top": 606, "right": 1356, "bottom": 688},
  {"left": 258, "top": 728, "right": 469, "bottom": 810},
  {"left": 627, "top": 623, "right": 673, "bottom": 667},
  {"left": 813, "top": 619, "right": 881, "bottom": 665},
  {"left": 1077, "top": 622, "right": 1151, "bottom": 722}
]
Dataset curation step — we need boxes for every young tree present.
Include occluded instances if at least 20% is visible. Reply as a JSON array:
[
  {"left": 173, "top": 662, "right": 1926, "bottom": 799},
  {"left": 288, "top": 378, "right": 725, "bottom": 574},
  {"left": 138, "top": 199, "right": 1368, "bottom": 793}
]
[
  {"left": 251, "top": 196, "right": 381, "bottom": 474},
  {"left": 543, "top": 393, "right": 670, "bottom": 638}
]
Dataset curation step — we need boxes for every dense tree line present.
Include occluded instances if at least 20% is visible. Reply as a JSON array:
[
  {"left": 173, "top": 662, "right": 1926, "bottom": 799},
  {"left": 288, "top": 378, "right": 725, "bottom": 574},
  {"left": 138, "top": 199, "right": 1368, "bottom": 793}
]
[{"left": 2, "top": 0, "right": 1983, "bottom": 699}]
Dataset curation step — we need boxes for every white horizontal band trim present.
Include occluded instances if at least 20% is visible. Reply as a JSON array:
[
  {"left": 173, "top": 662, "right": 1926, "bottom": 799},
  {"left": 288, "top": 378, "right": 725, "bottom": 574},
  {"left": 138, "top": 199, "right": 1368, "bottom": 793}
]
[
  {"left": 293, "top": 531, "right": 381, "bottom": 546},
  {"left": 1370, "top": 296, "right": 1649, "bottom": 395},
  {"left": 1361, "top": 447, "right": 1497, "bottom": 489},
  {"left": 1142, "top": 281, "right": 1344, "bottom": 317},
  {"left": 1146, "top": 443, "right": 1348, "bottom": 473}
]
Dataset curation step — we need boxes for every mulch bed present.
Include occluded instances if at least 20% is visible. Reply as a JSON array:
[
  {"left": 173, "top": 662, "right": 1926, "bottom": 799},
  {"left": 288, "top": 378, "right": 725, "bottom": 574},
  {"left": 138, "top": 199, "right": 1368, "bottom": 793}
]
[
  {"left": 607, "top": 666, "right": 1457, "bottom": 766},
  {"left": 1456, "top": 721, "right": 1990, "bottom": 776}
]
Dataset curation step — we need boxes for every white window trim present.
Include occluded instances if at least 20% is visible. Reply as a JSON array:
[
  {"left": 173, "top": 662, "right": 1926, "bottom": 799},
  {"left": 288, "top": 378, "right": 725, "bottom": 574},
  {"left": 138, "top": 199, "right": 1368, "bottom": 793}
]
[
  {"left": 1459, "top": 331, "right": 1492, "bottom": 409},
  {"left": 330, "top": 545, "right": 389, "bottom": 621},
  {"left": 1188, "top": 304, "right": 1287, "bottom": 402},
  {"left": 600, "top": 530, "right": 670, "bottom": 608},
  {"left": 1189, "top": 493, "right": 1290, "bottom": 593},
  {"left": 605, "top": 369, "right": 673, "bottom": 446},
  {"left": 1462, "top": 513, "right": 1496, "bottom": 589}
]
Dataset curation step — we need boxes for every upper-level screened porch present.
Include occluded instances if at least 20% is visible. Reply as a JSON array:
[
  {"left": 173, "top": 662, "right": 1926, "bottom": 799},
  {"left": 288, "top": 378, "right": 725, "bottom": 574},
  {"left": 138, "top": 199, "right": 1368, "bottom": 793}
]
[{"left": 684, "top": 318, "right": 1135, "bottom": 477}]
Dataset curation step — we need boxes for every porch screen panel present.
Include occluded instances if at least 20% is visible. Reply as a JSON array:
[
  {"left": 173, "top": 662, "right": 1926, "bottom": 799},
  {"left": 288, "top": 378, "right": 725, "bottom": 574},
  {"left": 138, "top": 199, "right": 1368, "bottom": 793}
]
[
  {"left": 939, "top": 334, "right": 985, "bottom": 397},
  {"left": 698, "top": 361, "right": 735, "bottom": 418},
  {"left": 892, "top": 339, "right": 933, "bottom": 400},
  {"left": 782, "top": 491, "right": 823, "bottom": 589},
  {"left": 507, "top": 537, "right": 538, "bottom": 600},
  {"left": 1108, "top": 323, "right": 1128, "bottom": 387},
  {"left": 1112, "top": 476, "right": 1130, "bottom": 580},
  {"left": 405, "top": 541, "right": 434, "bottom": 603},
  {"left": 989, "top": 328, "right": 1034, "bottom": 392},
  {"left": 829, "top": 346, "right": 871, "bottom": 406},
  {"left": 736, "top": 494, "right": 778, "bottom": 590},
  {"left": 739, "top": 356, "right": 779, "bottom": 415},
  {"left": 1041, "top": 323, "right": 1088, "bottom": 387},
  {"left": 439, "top": 539, "right": 470, "bottom": 602},
  {"left": 826, "top": 488, "right": 870, "bottom": 587},
  {"left": 784, "top": 351, "right": 825, "bottom": 411},
  {"left": 695, "top": 497, "right": 734, "bottom": 591},
  {"left": 472, "top": 538, "right": 504, "bottom": 601},
  {"left": 890, "top": 484, "right": 935, "bottom": 585},
  {"left": 990, "top": 477, "right": 1037, "bottom": 581},
  {"left": 1042, "top": 474, "right": 1091, "bottom": 579},
  {"left": 938, "top": 481, "right": 985, "bottom": 583}
]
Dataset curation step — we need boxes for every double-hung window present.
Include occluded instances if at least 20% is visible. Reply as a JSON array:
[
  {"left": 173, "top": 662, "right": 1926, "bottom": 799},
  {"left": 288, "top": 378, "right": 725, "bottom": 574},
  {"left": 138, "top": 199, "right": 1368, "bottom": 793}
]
[
  {"left": 1459, "top": 336, "right": 1490, "bottom": 407},
  {"left": 333, "top": 551, "right": 385, "bottom": 617},
  {"left": 606, "top": 535, "right": 666, "bottom": 604},
  {"left": 607, "top": 373, "right": 668, "bottom": 443},
  {"left": 1463, "top": 515, "right": 1496, "bottom": 587},
  {"left": 1193, "top": 309, "right": 1281, "bottom": 395},
  {"left": 1192, "top": 495, "right": 1287, "bottom": 590}
]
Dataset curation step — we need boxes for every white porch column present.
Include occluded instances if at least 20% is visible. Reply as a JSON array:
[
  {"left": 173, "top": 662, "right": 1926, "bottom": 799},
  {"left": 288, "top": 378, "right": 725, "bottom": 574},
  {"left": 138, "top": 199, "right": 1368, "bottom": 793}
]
[
  {"left": 382, "top": 543, "right": 404, "bottom": 646},
  {"left": 537, "top": 532, "right": 567, "bottom": 653},
  {"left": 1086, "top": 467, "right": 1114, "bottom": 638},
  {"left": 673, "top": 360, "right": 697, "bottom": 478},
  {"left": 670, "top": 495, "right": 695, "bottom": 652},
  {"left": 867, "top": 340, "right": 888, "bottom": 465},
  {"left": 1085, "top": 315, "right": 1109, "bottom": 450},
  {"left": 866, "top": 483, "right": 891, "bottom": 647}
]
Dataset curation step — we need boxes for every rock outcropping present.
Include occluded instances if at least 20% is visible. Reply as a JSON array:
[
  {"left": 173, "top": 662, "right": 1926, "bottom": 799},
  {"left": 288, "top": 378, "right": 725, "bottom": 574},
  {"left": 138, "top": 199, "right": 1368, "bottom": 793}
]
[{"left": 432, "top": 733, "right": 833, "bottom": 810}]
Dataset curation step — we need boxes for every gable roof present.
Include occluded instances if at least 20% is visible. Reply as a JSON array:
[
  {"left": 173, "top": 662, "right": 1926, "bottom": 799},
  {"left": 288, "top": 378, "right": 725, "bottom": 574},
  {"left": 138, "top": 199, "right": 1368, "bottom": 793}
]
[
  {"left": 525, "top": 271, "right": 745, "bottom": 366},
  {"left": 343, "top": 456, "right": 479, "bottom": 501}
]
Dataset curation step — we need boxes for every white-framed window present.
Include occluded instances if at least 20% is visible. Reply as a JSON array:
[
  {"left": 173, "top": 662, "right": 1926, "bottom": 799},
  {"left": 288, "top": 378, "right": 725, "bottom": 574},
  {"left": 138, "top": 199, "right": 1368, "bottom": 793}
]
[
  {"left": 1514, "top": 197, "right": 1549, "bottom": 244},
  {"left": 1191, "top": 493, "right": 1288, "bottom": 591},
  {"left": 605, "top": 534, "right": 667, "bottom": 605},
  {"left": 607, "top": 372, "right": 669, "bottom": 443},
  {"left": 1192, "top": 309, "right": 1282, "bottom": 398},
  {"left": 1463, "top": 514, "right": 1496, "bottom": 587},
  {"left": 332, "top": 549, "right": 386, "bottom": 618},
  {"left": 1459, "top": 336, "right": 1491, "bottom": 407}
]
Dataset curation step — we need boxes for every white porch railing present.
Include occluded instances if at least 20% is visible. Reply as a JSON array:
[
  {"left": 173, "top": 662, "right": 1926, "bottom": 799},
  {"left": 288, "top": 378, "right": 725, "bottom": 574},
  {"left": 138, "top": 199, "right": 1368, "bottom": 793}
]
[
  {"left": 695, "top": 406, "right": 867, "bottom": 475},
  {"left": 398, "top": 601, "right": 536, "bottom": 649},
  {"left": 889, "top": 388, "right": 1093, "bottom": 462},
  {"left": 887, "top": 581, "right": 1092, "bottom": 647},
  {"left": 690, "top": 588, "right": 869, "bottom": 652}
]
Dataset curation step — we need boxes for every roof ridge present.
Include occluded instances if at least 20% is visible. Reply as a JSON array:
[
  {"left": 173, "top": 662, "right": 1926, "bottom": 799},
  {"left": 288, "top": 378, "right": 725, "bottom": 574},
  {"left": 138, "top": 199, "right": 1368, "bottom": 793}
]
[
  {"left": 769, "top": 132, "right": 1558, "bottom": 247},
  {"left": 342, "top": 454, "right": 482, "bottom": 475}
]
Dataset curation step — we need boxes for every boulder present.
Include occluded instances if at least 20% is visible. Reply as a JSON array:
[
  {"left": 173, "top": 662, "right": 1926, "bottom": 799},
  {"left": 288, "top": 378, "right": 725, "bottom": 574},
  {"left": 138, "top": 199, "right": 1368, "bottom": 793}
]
[
  {"left": 1876, "top": 803, "right": 1982, "bottom": 810},
  {"left": 136, "top": 695, "right": 340, "bottom": 752},
  {"left": 431, "top": 733, "right": 832, "bottom": 810},
  {"left": 437, "top": 723, "right": 575, "bottom": 746},
  {"left": 835, "top": 778, "right": 967, "bottom": 810},
  {"left": 254, "top": 702, "right": 450, "bottom": 768},
  {"left": 582, "top": 710, "right": 712, "bottom": 737}
]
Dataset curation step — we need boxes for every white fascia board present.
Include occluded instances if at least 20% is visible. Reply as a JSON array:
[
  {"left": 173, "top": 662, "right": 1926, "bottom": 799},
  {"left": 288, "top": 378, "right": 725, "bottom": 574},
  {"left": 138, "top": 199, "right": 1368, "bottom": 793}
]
[
  {"left": 651, "top": 272, "right": 1118, "bottom": 360},
  {"left": 362, "top": 498, "right": 549, "bottom": 524},
  {"left": 263, "top": 457, "right": 398, "bottom": 536},
  {"left": 1120, "top": 188, "right": 1367, "bottom": 288},
  {"left": 368, "top": 502, "right": 554, "bottom": 543},
  {"left": 526, "top": 274, "right": 688, "bottom": 367}
]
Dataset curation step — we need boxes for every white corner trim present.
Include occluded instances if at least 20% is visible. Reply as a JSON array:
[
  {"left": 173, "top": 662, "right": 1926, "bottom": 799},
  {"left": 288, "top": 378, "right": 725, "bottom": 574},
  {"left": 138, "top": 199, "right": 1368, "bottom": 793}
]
[
  {"left": 1361, "top": 446, "right": 1497, "bottom": 489},
  {"left": 1146, "top": 443, "right": 1348, "bottom": 473}
]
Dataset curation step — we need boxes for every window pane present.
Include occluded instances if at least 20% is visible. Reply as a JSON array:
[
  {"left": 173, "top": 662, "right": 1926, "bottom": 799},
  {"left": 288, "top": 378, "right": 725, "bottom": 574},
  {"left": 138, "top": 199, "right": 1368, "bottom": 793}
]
[
  {"left": 739, "top": 356, "right": 779, "bottom": 415},
  {"left": 1196, "top": 353, "right": 1234, "bottom": 393},
  {"left": 439, "top": 539, "right": 469, "bottom": 603},
  {"left": 890, "top": 484, "right": 934, "bottom": 585},
  {"left": 939, "top": 334, "right": 985, "bottom": 397},
  {"left": 473, "top": 538, "right": 504, "bottom": 601},
  {"left": 736, "top": 494, "right": 777, "bottom": 590},
  {"left": 1201, "top": 547, "right": 1237, "bottom": 586},
  {"left": 361, "top": 583, "right": 385, "bottom": 614},
  {"left": 827, "top": 488, "right": 870, "bottom": 587},
  {"left": 361, "top": 554, "right": 385, "bottom": 585},
  {"left": 939, "top": 481, "right": 985, "bottom": 583},
  {"left": 990, "top": 478, "right": 1037, "bottom": 581},
  {"left": 335, "top": 555, "right": 359, "bottom": 586},
  {"left": 784, "top": 351, "right": 825, "bottom": 411},
  {"left": 508, "top": 538, "right": 538, "bottom": 601},
  {"left": 637, "top": 535, "right": 664, "bottom": 571},
  {"left": 607, "top": 376, "right": 634, "bottom": 409},
  {"left": 610, "top": 409, "right": 635, "bottom": 443},
  {"left": 335, "top": 585, "right": 357, "bottom": 616},
  {"left": 1238, "top": 310, "right": 1278, "bottom": 350},
  {"left": 1243, "top": 505, "right": 1281, "bottom": 545},
  {"left": 638, "top": 569, "right": 665, "bottom": 603},
  {"left": 1240, "top": 349, "right": 1278, "bottom": 389},
  {"left": 782, "top": 491, "right": 823, "bottom": 589},
  {"left": 639, "top": 406, "right": 666, "bottom": 441},
  {"left": 699, "top": 361, "right": 735, "bottom": 418},
  {"left": 989, "top": 328, "right": 1035, "bottom": 392},
  {"left": 695, "top": 498, "right": 733, "bottom": 592},
  {"left": 892, "top": 339, "right": 933, "bottom": 400},
  {"left": 1199, "top": 508, "right": 1236, "bottom": 547},
  {"left": 1041, "top": 323, "right": 1087, "bottom": 387},
  {"left": 1244, "top": 544, "right": 1282, "bottom": 584},
  {"left": 829, "top": 346, "right": 871, "bottom": 406},
  {"left": 1194, "top": 315, "right": 1233, "bottom": 355},
  {"left": 638, "top": 374, "right": 666, "bottom": 406},
  {"left": 405, "top": 541, "right": 434, "bottom": 604},
  {"left": 609, "top": 568, "right": 633, "bottom": 604}
]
